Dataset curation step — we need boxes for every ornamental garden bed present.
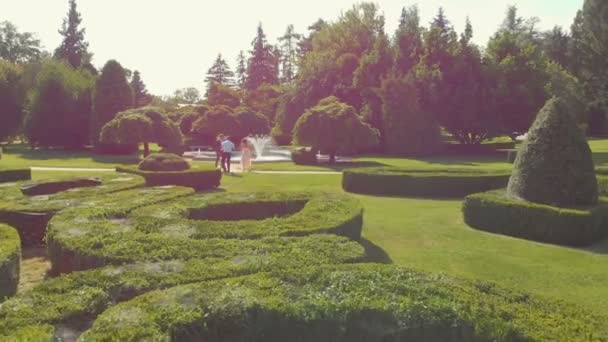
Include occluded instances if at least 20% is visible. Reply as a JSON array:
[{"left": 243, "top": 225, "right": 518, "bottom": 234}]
[{"left": 343, "top": 167, "right": 510, "bottom": 198}]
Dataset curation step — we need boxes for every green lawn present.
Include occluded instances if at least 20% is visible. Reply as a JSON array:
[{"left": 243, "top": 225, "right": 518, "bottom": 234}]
[{"left": 10, "top": 139, "right": 608, "bottom": 315}]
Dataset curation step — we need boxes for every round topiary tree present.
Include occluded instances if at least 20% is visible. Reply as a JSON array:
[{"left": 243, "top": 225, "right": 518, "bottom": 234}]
[
  {"left": 507, "top": 97, "right": 598, "bottom": 207},
  {"left": 138, "top": 153, "right": 190, "bottom": 172}
]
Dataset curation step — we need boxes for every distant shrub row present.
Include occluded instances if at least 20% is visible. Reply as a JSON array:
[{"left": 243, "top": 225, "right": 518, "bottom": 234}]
[{"left": 0, "top": 168, "right": 31, "bottom": 183}]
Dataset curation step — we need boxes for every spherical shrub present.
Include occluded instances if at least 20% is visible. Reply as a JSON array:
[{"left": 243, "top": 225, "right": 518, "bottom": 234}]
[
  {"left": 138, "top": 153, "right": 190, "bottom": 172},
  {"left": 507, "top": 97, "right": 598, "bottom": 207}
]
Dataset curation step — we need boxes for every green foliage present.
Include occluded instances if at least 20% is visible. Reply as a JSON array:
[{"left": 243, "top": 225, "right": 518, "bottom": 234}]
[
  {"left": 137, "top": 153, "right": 190, "bottom": 172},
  {"left": 172, "top": 87, "right": 202, "bottom": 105},
  {"left": 206, "top": 82, "right": 240, "bottom": 108},
  {"left": 23, "top": 59, "right": 94, "bottom": 148},
  {"left": 464, "top": 189, "right": 608, "bottom": 246},
  {"left": 292, "top": 148, "right": 317, "bottom": 165},
  {"left": 343, "top": 167, "right": 510, "bottom": 198},
  {"left": 130, "top": 70, "right": 152, "bottom": 108},
  {"left": 192, "top": 105, "right": 239, "bottom": 142},
  {"left": 395, "top": 5, "right": 424, "bottom": 74},
  {"left": 53, "top": 0, "right": 92, "bottom": 69},
  {"left": 278, "top": 24, "right": 302, "bottom": 83},
  {"left": 544, "top": 62, "right": 586, "bottom": 126},
  {"left": 0, "top": 168, "right": 31, "bottom": 183},
  {"left": 380, "top": 74, "right": 442, "bottom": 156},
  {"left": 508, "top": 98, "right": 598, "bottom": 207},
  {"left": 100, "top": 107, "right": 184, "bottom": 157},
  {"left": 233, "top": 107, "right": 270, "bottom": 137},
  {"left": 0, "top": 224, "right": 19, "bottom": 300},
  {"left": 117, "top": 164, "right": 221, "bottom": 191},
  {"left": 581, "top": 0, "right": 608, "bottom": 111},
  {"left": 246, "top": 24, "right": 279, "bottom": 90},
  {"left": 84, "top": 264, "right": 606, "bottom": 342},
  {"left": 0, "top": 61, "right": 24, "bottom": 141},
  {"left": 243, "top": 83, "right": 283, "bottom": 123},
  {"left": 19, "top": 177, "right": 101, "bottom": 196},
  {"left": 293, "top": 97, "right": 379, "bottom": 162},
  {"left": 92, "top": 60, "right": 134, "bottom": 148},
  {"left": 205, "top": 53, "right": 234, "bottom": 87},
  {"left": 0, "top": 21, "right": 41, "bottom": 63}
]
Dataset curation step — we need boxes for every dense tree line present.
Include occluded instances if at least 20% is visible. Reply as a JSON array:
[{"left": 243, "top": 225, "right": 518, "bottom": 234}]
[{"left": 0, "top": 0, "right": 607, "bottom": 158}]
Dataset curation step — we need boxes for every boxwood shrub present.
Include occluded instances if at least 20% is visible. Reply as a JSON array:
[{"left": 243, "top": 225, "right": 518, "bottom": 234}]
[
  {"left": 138, "top": 153, "right": 190, "bottom": 172},
  {"left": 0, "top": 168, "right": 31, "bottom": 183},
  {"left": 0, "top": 224, "right": 20, "bottom": 301},
  {"left": 47, "top": 191, "right": 363, "bottom": 274},
  {"left": 343, "top": 167, "right": 510, "bottom": 198},
  {"left": 463, "top": 190, "right": 608, "bottom": 246},
  {"left": 19, "top": 177, "right": 102, "bottom": 196},
  {"left": 292, "top": 148, "right": 317, "bottom": 165},
  {"left": 117, "top": 164, "right": 221, "bottom": 191},
  {"left": 82, "top": 264, "right": 607, "bottom": 342},
  {"left": 0, "top": 174, "right": 145, "bottom": 246}
]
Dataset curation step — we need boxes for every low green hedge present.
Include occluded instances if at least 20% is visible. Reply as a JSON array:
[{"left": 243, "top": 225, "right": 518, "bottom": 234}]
[
  {"left": 343, "top": 168, "right": 511, "bottom": 198},
  {"left": 0, "top": 168, "right": 31, "bottom": 183},
  {"left": 82, "top": 264, "right": 607, "bottom": 342},
  {"left": 0, "top": 237, "right": 364, "bottom": 341},
  {"left": 463, "top": 190, "right": 608, "bottom": 246},
  {"left": 443, "top": 141, "right": 516, "bottom": 156},
  {"left": 0, "top": 224, "right": 20, "bottom": 301},
  {"left": 117, "top": 164, "right": 221, "bottom": 191},
  {"left": 138, "top": 153, "right": 190, "bottom": 171},
  {"left": 19, "top": 177, "right": 102, "bottom": 196},
  {"left": 292, "top": 148, "right": 317, "bottom": 165},
  {"left": 130, "top": 192, "right": 363, "bottom": 240},
  {"left": 47, "top": 190, "right": 363, "bottom": 274},
  {"left": 0, "top": 174, "right": 145, "bottom": 246}
]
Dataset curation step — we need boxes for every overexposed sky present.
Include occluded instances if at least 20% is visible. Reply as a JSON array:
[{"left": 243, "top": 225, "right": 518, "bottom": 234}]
[{"left": 4, "top": 0, "right": 583, "bottom": 96}]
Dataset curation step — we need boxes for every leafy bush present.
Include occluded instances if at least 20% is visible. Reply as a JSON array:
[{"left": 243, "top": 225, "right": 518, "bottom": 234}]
[
  {"left": 84, "top": 264, "right": 606, "bottom": 342},
  {"left": 0, "top": 168, "right": 31, "bottom": 183},
  {"left": 343, "top": 168, "right": 510, "bottom": 197},
  {"left": 508, "top": 98, "right": 598, "bottom": 207},
  {"left": 293, "top": 97, "right": 379, "bottom": 163},
  {"left": 19, "top": 177, "right": 101, "bottom": 196},
  {"left": 0, "top": 224, "right": 19, "bottom": 300},
  {"left": 291, "top": 148, "right": 317, "bottom": 165},
  {"left": 117, "top": 164, "right": 221, "bottom": 191},
  {"left": 137, "top": 153, "right": 190, "bottom": 172},
  {"left": 463, "top": 190, "right": 608, "bottom": 246},
  {"left": 0, "top": 60, "right": 24, "bottom": 142},
  {"left": 0, "top": 174, "right": 144, "bottom": 246}
]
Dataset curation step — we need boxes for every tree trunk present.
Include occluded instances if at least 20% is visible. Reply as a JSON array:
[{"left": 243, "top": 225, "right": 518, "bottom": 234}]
[{"left": 143, "top": 142, "right": 150, "bottom": 158}]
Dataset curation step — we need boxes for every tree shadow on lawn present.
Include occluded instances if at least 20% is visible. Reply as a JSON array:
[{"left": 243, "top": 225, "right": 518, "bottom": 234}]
[
  {"left": 593, "top": 153, "right": 608, "bottom": 167},
  {"left": 360, "top": 238, "right": 393, "bottom": 264},
  {"left": 4, "top": 144, "right": 142, "bottom": 165},
  {"left": 306, "top": 161, "right": 389, "bottom": 171},
  {"left": 583, "top": 238, "right": 608, "bottom": 255}
]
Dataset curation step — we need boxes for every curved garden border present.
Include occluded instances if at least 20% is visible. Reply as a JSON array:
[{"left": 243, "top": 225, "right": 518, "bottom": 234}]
[
  {"left": 0, "top": 224, "right": 20, "bottom": 300},
  {"left": 0, "top": 168, "right": 31, "bottom": 183},
  {"left": 463, "top": 190, "right": 608, "bottom": 246},
  {"left": 116, "top": 164, "right": 221, "bottom": 191},
  {"left": 343, "top": 167, "right": 510, "bottom": 197}
]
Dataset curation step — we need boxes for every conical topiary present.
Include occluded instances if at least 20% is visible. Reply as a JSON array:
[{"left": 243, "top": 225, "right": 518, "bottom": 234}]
[{"left": 507, "top": 97, "right": 598, "bottom": 207}]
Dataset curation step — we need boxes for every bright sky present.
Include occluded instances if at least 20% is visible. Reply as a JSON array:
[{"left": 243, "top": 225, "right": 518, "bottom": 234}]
[{"left": 4, "top": 0, "right": 583, "bottom": 96}]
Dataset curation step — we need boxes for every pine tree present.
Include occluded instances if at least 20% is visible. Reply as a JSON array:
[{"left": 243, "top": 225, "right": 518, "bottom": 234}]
[
  {"left": 423, "top": 7, "right": 457, "bottom": 69},
  {"left": 205, "top": 54, "right": 235, "bottom": 88},
  {"left": 246, "top": 24, "right": 279, "bottom": 90},
  {"left": 394, "top": 5, "right": 423, "bottom": 74},
  {"left": 542, "top": 26, "right": 570, "bottom": 67},
  {"left": 236, "top": 50, "right": 247, "bottom": 89},
  {"left": 568, "top": 10, "right": 585, "bottom": 77},
  {"left": 130, "top": 70, "right": 151, "bottom": 108},
  {"left": 54, "top": 0, "right": 92, "bottom": 69},
  {"left": 297, "top": 19, "right": 326, "bottom": 59},
  {"left": 278, "top": 24, "right": 302, "bottom": 83},
  {"left": 582, "top": 0, "right": 608, "bottom": 110}
]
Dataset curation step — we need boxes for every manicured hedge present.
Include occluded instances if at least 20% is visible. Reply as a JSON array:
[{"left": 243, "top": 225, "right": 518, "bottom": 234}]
[
  {"left": 82, "top": 264, "right": 607, "bottom": 342},
  {"left": 19, "top": 177, "right": 102, "bottom": 196},
  {"left": 47, "top": 191, "right": 363, "bottom": 274},
  {"left": 443, "top": 141, "right": 515, "bottom": 156},
  {"left": 0, "top": 236, "right": 364, "bottom": 341},
  {"left": 0, "top": 224, "right": 20, "bottom": 301},
  {"left": 138, "top": 153, "right": 190, "bottom": 172},
  {"left": 343, "top": 167, "right": 510, "bottom": 198},
  {"left": 117, "top": 164, "right": 221, "bottom": 191},
  {"left": 0, "top": 168, "right": 31, "bottom": 183},
  {"left": 292, "top": 148, "right": 317, "bottom": 165},
  {"left": 130, "top": 192, "right": 363, "bottom": 240},
  {"left": 463, "top": 190, "right": 608, "bottom": 246},
  {"left": 0, "top": 174, "right": 145, "bottom": 246}
]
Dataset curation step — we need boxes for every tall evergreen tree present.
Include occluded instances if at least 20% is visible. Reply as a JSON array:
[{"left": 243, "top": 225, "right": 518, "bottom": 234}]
[
  {"left": 394, "top": 5, "right": 423, "bottom": 74},
  {"left": 205, "top": 54, "right": 235, "bottom": 88},
  {"left": 54, "top": 0, "right": 92, "bottom": 69},
  {"left": 278, "top": 24, "right": 302, "bottom": 83},
  {"left": 246, "top": 24, "right": 279, "bottom": 90},
  {"left": 130, "top": 70, "right": 151, "bottom": 108},
  {"left": 92, "top": 60, "right": 133, "bottom": 149},
  {"left": 236, "top": 50, "right": 247, "bottom": 89},
  {"left": 568, "top": 10, "right": 585, "bottom": 78},
  {"left": 542, "top": 26, "right": 570, "bottom": 67},
  {"left": 297, "top": 19, "right": 327, "bottom": 59},
  {"left": 422, "top": 7, "right": 457, "bottom": 69},
  {"left": 581, "top": 0, "right": 608, "bottom": 110}
]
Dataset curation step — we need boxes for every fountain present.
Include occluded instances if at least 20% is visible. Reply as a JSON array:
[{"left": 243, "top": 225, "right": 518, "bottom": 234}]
[
  {"left": 183, "top": 135, "right": 292, "bottom": 163},
  {"left": 248, "top": 135, "right": 273, "bottom": 160}
]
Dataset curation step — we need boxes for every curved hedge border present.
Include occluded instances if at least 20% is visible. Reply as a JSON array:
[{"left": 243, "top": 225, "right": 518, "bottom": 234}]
[
  {"left": 82, "top": 264, "right": 606, "bottom": 342},
  {"left": 0, "top": 168, "right": 31, "bottom": 183},
  {"left": 463, "top": 190, "right": 608, "bottom": 246},
  {"left": 130, "top": 191, "right": 363, "bottom": 240},
  {"left": 343, "top": 167, "right": 510, "bottom": 198},
  {"left": 117, "top": 164, "right": 221, "bottom": 191},
  {"left": 47, "top": 191, "right": 363, "bottom": 274},
  {"left": 0, "top": 224, "right": 20, "bottom": 300},
  {"left": 0, "top": 174, "right": 145, "bottom": 246}
]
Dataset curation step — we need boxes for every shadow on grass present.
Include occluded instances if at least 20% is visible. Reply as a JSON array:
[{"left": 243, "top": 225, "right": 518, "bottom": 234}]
[
  {"left": 305, "top": 161, "right": 389, "bottom": 171},
  {"left": 4, "top": 144, "right": 143, "bottom": 165},
  {"left": 360, "top": 238, "right": 392, "bottom": 264}
]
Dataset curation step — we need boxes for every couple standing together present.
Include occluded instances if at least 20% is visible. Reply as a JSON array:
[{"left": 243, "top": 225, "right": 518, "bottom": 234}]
[{"left": 215, "top": 134, "right": 253, "bottom": 173}]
